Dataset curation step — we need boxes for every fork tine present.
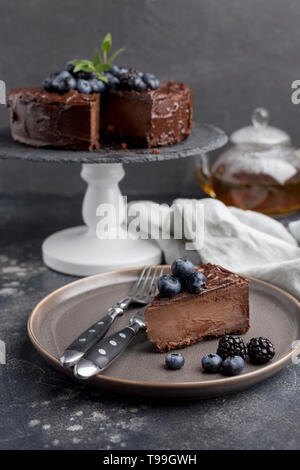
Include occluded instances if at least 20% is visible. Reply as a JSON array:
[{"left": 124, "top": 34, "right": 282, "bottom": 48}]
[
  {"left": 154, "top": 267, "right": 164, "bottom": 295},
  {"left": 129, "top": 265, "right": 147, "bottom": 296},
  {"left": 135, "top": 265, "right": 152, "bottom": 297},
  {"left": 138, "top": 266, "right": 153, "bottom": 299},
  {"left": 139, "top": 265, "right": 153, "bottom": 297},
  {"left": 145, "top": 266, "right": 159, "bottom": 299},
  {"left": 147, "top": 265, "right": 162, "bottom": 299},
  {"left": 144, "top": 265, "right": 164, "bottom": 301}
]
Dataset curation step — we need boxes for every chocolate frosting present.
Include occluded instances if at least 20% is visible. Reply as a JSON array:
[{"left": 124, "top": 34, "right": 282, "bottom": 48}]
[
  {"left": 7, "top": 88, "right": 100, "bottom": 150},
  {"left": 151, "top": 263, "right": 248, "bottom": 306},
  {"left": 101, "top": 80, "right": 194, "bottom": 148}
]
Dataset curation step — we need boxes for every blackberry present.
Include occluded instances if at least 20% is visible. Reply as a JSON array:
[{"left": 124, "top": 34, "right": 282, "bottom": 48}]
[
  {"left": 247, "top": 337, "right": 275, "bottom": 364},
  {"left": 217, "top": 335, "right": 248, "bottom": 360}
]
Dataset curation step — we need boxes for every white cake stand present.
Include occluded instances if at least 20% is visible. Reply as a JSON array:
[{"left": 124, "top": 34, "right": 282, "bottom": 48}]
[{"left": 0, "top": 123, "right": 227, "bottom": 276}]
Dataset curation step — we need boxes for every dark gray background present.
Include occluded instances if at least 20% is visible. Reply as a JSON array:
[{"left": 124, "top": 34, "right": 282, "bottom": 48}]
[{"left": 0, "top": 0, "right": 299, "bottom": 197}]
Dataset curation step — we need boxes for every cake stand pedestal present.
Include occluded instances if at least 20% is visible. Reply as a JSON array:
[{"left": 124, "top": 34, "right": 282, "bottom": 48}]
[
  {"left": 43, "top": 163, "right": 161, "bottom": 275},
  {"left": 0, "top": 123, "right": 227, "bottom": 276}
]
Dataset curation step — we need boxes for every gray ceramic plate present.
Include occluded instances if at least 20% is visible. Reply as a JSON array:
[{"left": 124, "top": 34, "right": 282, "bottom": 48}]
[{"left": 28, "top": 267, "right": 300, "bottom": 399}]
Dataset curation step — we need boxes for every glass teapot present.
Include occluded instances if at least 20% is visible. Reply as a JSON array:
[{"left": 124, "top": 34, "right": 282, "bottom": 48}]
[{"left": 195, "top": 108, "right": 300, "bottom": 216}]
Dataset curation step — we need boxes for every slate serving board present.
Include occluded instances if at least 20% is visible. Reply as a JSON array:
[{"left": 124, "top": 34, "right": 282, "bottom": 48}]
[{"left": 0, "top": 122, "right": 228, "bottom": 164}]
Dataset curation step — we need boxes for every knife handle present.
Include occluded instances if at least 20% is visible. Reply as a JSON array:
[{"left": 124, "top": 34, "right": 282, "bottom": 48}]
[
  {"left": 60, "top": 299, "right": 130, "bottom": 367},
  {"left": 82, "top": 323, "right": 141, "bottom": 372},
  {"left": 65, "top": 312, "right": 116, "bottom": 355}
]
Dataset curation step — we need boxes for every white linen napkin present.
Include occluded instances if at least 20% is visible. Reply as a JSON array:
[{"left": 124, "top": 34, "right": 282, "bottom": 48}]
[{"left": 128, "top": 198, "right": 300, "bottom": 300}]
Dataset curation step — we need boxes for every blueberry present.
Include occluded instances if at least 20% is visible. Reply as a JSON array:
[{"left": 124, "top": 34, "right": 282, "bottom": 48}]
[
  {"left": 186, "top": 271, "right": 206, "bottom": 294},
  {"left": 43, "top": 77, "right": 52, "bottom": 90},
  {"left": 157, "top": 274, "right": 181, "bottom": 297},
  {"left": 66, "top": 75, "right": 76, "bottom": 90},
  {"left": 165, "top": 353, "right": 185, "bottom": 370},
  {"left": 104, "top": 72, "right": 114, "bottom": 80},
  {"left": 202, "top": 354, "right": 222, "bottom": 373},
  {"left": 89, "top": 79, "right": 107, "bottom": 93},
  {"left": 105, "top": 73, "right": 120, "bottom": 90},
  {"left": 43, "top": 75, "right": 54, "bottom": 91},
  {"left": 108, "top": 65, "right": 120, "bottom": 75},
  {"left": 42, "top": 72, "right": 59, "bottom": 91},
  {"left": 171, "top": 258, "right": 194, "bottom": 282},
  {"left": 54, "top": 70, "right": 76, "bottom": 92},
  {"left": 43, "top": 70, "right": 77, "bottom": 94},
  {"left": 66, "top": 61, "right": 76, "bottom": 74},
  {"left": 127, "top": 76, "right": 146, "bottom": 91},
  {"left": 147, "top": 78, "right": 160, "bottom": 90},
  {"left": 75, "top": 71, "right": 97, "bottom": 80},
  {"left": 110, "top": 66, "right": 129, "bottom": 79},
  {"left": 131, "top": 76, "right": 146, "bottom": 92},
  {"left": 143, "top": 73, "right": 156, "bottom": 81},
  {"left": 52, "top": 77, "right": 70, "bottom": 94},
  {"left": 120, "top": 72, "right": 147, "bottom": 92},
  {"left": 221, "top": 356, "right": 244, "bottom": 376},
  {"left": 143, "top": 74, "right": 160, "bottom": 90},
  {"left": 56, "top": 70, "right": 72, "bottom": 81},
  {"left": 76, "top": 79, "right": 92, "bottom": 94}
]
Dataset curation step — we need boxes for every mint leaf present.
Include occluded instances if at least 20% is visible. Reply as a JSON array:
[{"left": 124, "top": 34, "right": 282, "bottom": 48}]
[
  {"left": 95, "top": 63, "right": 110, "bottom": 74},
  {"left": 93, "top": 48, "right": 101, "bottom": 67},
  {"left": 102, "top": 33, "right": 112, "bottom": 53},
  {"left": 108, "top": 48, "right": 124, "bottom": 65},
  {"left": 69, "top": 34, "right": 123, "bottom": 79},
  {"left": 71, "top": 59, "right": 91, "bottom": 66},
  {"left": 73, "top": 61, "right": 95, "bottom": 74},
  {"left": 98, "top": 74, "right": 108, "bottom": 83}
]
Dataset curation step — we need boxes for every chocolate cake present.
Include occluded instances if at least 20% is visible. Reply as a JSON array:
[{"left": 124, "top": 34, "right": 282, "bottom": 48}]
[
  {"left": 7, "top": 88, "right": 100, "bottom": 151},
  {"left": 144, "top": 263, "right": 250, "bottom": 352},
  {"left": 6, "top": 35, "right": 194, "bottom": 151},
  {"left": 7, "top": 81, "right": 193, "bottom": 151},
  {"left": 101, "top": 81, "right": 193, "bottom": 148}
]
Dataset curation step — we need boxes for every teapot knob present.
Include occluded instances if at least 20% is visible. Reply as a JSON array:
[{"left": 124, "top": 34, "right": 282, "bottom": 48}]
[{"left": 251, "top": 107, "right": 270, "bottom": 128}]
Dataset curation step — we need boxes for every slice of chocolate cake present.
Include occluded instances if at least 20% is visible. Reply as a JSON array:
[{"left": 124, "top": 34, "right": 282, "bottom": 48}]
[
  {"left": 144, "top": 263, "right": 250, "bottom": 352},
  {"left": 101, "top": 81, "right": 193, "bottom": 148},
  {"left": 7, "top": 88, "right": 100, "bottom": 150}
]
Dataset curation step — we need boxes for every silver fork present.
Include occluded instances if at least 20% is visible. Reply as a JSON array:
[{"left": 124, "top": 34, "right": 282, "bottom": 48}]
[
  {"left": 60, "top": 265, "right": 164, "bottom": 367},
  {"left": 74, "top": 266, "right": 164, "bottom": 380}
]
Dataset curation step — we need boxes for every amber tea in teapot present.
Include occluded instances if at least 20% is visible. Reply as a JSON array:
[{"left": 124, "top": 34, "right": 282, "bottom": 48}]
[{"left": 195, "top": 108, "right": 300, "bottom": 216}]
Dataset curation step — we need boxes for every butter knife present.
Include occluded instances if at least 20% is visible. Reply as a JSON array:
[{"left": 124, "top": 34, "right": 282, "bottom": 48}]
[
  {"left": 60, "top": 265, "right": 162, "bottom": 367},
  {"left": 74, "top": 306, "right": 147, "bottom": 380}
]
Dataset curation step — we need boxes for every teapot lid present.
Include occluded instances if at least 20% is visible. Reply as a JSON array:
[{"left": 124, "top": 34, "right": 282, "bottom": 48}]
[{"left": 230, "top": 108, "right": 290, "bottom": 146}]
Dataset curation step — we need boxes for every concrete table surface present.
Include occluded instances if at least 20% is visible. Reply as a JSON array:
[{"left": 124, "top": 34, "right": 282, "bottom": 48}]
[{"left": 0, "top": 194, "right": 299, "bottom": 450}]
